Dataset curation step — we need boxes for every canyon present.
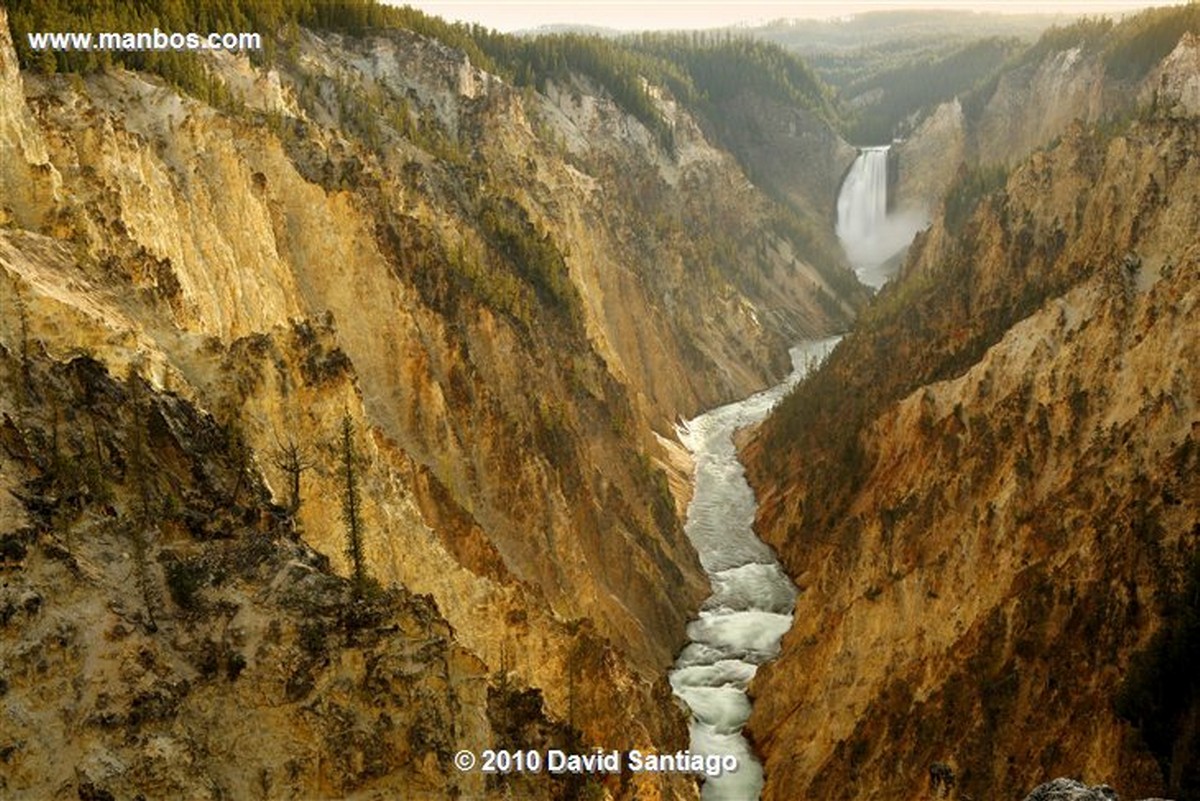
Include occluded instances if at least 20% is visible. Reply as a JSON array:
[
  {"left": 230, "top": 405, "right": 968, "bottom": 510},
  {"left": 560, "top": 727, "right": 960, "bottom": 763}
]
[
  {"left": 0, "top": 5, "right": 860, "bottom": 799},
  {"left": 2, "top": 4, "right": 1198, "bottom": 801}
]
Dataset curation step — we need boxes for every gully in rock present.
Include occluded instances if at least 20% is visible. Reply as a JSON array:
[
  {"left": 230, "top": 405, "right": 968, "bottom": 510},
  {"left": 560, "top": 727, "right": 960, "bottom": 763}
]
[{"left": 670, "top": 337, "right": 840, "bottom": 801}]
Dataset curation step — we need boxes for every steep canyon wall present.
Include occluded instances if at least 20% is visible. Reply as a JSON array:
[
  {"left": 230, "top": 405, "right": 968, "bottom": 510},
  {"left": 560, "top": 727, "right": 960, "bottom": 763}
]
[
  {"left": 745, "top": 49, "right": 1200, "bottom": 801},
  {"left": 0, "top": 9, "right": 861, "bottom": 799}
]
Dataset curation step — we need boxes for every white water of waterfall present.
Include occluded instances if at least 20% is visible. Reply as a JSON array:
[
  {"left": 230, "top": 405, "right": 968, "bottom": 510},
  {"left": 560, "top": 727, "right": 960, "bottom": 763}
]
[
  {"left": 836, "top": 146, "right": 926, "bottom": 288},
  {"left": 671, "top": 337, "right": 840, "bottom": 800}
]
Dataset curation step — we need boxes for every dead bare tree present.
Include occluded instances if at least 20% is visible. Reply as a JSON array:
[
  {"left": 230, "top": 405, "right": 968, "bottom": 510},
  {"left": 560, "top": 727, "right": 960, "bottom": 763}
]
[{"left": 270, "top": 433, "right": 316, "bottom": 515}]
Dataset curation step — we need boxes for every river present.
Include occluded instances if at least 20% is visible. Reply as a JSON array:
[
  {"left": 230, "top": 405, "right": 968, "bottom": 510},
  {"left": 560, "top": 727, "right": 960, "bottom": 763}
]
[{"left": 670, "top": 337, "right": 841, "bottom": 800}]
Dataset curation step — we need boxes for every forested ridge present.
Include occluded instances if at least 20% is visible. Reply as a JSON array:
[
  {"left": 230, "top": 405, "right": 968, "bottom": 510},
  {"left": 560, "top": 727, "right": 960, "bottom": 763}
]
[
  {"left": 838, "top": 37, "right": 1021, "bottom": 144},
  {"left": 11, "top": 1, "right": 1200, "bottom": 155},
  {"left": 1000, "top": 4, "right": 1200, "bottom": 81},
  {"left": 6, "top": 0, "right": 840, "bottom": 155}
]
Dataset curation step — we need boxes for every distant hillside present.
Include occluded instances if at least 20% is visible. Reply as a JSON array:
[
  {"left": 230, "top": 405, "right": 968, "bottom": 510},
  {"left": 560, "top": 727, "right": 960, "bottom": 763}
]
[
  {"left": 892, "top": 3, "right": 1200, "bottom": 215},
  {"left": 743, "top": 11, "right": 1061, "bottom": 85},
  {"left": 839, "top": 35, "right": 1025, "bottom": 144}
]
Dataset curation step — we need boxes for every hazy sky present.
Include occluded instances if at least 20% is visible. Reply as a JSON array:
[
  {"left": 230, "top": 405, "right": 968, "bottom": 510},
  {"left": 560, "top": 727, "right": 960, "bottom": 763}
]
[{"left": 396, "top": 1, "right": 1188, "bottom": 32}]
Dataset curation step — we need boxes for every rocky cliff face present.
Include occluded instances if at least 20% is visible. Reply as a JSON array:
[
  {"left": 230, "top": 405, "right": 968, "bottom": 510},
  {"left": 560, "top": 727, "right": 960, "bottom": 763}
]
[
  {"left": 0, "top": 7, "right": 860, "bottom": 799},
  {"left": 895, "top": 31, "right": 1200, "bottom": 216},
  {"left": 0, "top": 344, "right": 600, "bottom": 801},
  {"left": 0, "top": 17, "right": 57, "bottom": 230},
  {"left": 744, "top": 67, "right": 1200, "bottom": 801}
]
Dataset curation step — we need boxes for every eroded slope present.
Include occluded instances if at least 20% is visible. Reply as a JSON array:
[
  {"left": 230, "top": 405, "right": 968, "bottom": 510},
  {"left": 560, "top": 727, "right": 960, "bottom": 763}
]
[
  {"left": 745, "top": 104, "right": 1200, "bottom": 799},
  {"left": 0, "top": 6, "right": 864, "bottom": 798}
]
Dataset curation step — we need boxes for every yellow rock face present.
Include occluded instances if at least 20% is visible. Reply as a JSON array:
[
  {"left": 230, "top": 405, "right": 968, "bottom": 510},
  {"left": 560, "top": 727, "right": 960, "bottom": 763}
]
[{"left": 0, "top": 9, "right": 861, "bottom": 800}]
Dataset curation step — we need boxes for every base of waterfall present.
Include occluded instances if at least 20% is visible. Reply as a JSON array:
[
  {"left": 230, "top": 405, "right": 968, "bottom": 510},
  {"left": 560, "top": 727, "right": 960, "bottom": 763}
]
[{"left": 840, "top": 207, "right": 928, "bottom": 288}]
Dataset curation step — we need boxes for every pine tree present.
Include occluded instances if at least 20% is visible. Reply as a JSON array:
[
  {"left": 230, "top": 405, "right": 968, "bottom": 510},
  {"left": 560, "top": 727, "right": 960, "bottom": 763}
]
[
  {"left": 15, "top": 289, "right": 34, "bottom": 416},
  {"left": 339, "top": 413, "right": 368, "bottom": 595}
]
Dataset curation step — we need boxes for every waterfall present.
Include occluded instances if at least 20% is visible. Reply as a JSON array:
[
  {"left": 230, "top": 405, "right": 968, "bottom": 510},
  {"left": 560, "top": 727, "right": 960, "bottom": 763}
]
[
  {"left": 836, "top": 146, "right": 890, "bottom": 249},
  {"left": 836, "top": 146, "right": 925, "bottom": 289}
]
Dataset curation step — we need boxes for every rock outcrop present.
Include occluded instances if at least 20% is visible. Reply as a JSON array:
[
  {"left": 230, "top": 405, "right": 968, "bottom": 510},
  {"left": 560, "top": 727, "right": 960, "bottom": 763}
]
[
  {"left": 1021, "top": 777, "right": 1174, "bottom": 801},
  {"left": 1142, "top": 32, "right": 1200, "bottom": 117},
  {"left": 896, "top": 30, "right": 1200, "bottom": 215},
  {"left": 1023, "top": 779, "right": 1121, "bottom": 801}
]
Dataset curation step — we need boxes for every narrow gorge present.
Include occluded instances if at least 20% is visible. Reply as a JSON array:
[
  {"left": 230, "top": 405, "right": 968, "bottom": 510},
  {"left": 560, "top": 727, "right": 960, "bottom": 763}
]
[
  {"left": 2, "top": 3, "right": 1198, "bottom": 801},
  {"left": 670, "top": 337, "right": 838, "bottom": 800}
]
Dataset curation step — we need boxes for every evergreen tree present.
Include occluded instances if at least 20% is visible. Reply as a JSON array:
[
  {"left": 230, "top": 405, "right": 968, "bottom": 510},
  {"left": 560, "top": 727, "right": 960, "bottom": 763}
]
[{"left": 339, "top": 412, "right": 368, "bottom": 595}]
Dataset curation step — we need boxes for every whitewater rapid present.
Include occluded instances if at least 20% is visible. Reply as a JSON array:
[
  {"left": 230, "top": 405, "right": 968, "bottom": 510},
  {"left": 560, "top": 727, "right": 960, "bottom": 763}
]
[{"left": 670, "top": 337, "right": 840, "bottom": 800}]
